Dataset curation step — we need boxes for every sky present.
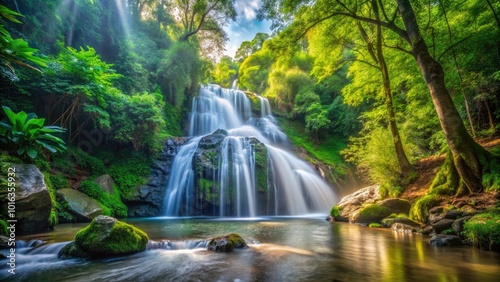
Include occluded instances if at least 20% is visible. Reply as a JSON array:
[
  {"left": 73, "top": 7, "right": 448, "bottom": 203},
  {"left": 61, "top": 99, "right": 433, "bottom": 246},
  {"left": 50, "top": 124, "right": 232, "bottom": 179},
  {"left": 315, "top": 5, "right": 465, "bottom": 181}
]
[{"left": 223, "top": 0, "right": 272, "bottom": 58}]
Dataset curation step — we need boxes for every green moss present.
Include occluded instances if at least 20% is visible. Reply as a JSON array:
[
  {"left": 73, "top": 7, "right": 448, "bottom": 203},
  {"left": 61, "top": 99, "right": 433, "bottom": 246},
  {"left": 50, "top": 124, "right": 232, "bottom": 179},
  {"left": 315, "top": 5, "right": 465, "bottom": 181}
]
[
  {"left": 107, "top": 156, "right": 151, "bottom": 199},
  {"left": 43, "top": 172, "right": 58, "bottom": 226},
  {"left": 74, "top": 217, "right": 149, "bottom": 257},
  {"left": 369, "top": 223, "right": 382, "bottom": 228},
  {"left": 79, "top": 180, "right": 127, "bottom": 218},
  {"left": 68, "top": 148, "right": 105, "bottom": 177},
  {"left": 429, "top": 151, "right": 460, "bottom": 196},
  {"left": 482, "top": 155, "right": 500, "bottom": 191},
  {"left": 463, "top": 210, "right": 500, "bottom": 250},
  {"left": 50, "top": 174, "right": 70, "bottom": 190},
  {"left": 55, "top": 194, "right": 77, "bottom": 223},
  {"left": 330, "top": 206, "right": 341, "bottom": 218},
  {"left": 387, "top": 213, "right": 409, "bottom": 219},
  {"left": 409, "top": 194, "right": 441, "bottom": 223},
  {"left": 208, "top": 233, "right": 247, "bottom": 252},
  {"left": 0, "top": 219, "right": 8, "bottom": 236},
  {"left": 358, "top": 204, "right": 392, "bottom": 220}
]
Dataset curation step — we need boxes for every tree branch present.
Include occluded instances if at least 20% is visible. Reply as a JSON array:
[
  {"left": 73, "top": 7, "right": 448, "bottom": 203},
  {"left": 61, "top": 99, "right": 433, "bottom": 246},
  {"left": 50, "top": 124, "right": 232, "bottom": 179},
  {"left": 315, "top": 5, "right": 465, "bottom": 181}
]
[{"left": 437, "top": 35, "right": 472, "bottom": 62}]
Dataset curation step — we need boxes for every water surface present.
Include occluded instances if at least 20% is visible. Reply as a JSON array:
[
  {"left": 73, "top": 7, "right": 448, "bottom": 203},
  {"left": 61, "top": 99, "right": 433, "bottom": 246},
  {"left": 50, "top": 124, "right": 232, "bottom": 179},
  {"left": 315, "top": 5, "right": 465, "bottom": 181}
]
[{"left": 2, "top": 217, "right": 499, "bottom": 281}]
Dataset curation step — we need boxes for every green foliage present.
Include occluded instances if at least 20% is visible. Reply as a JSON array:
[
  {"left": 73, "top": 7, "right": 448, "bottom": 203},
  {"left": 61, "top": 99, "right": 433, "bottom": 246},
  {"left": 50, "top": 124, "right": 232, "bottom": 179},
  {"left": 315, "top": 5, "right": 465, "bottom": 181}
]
[
  {"left": 369, "top": 223, "right": 382, "bottom": 228},
  {"left": 463, "top": 209, "right": 500, "bottom": 250},
  {"left": 74, "top": 217, "right": 149, "bottom": 257},
  {"left": 212, "top": 56, "right": 238, "bottom": 88},
  {"left": 482, "top": 152, "right": 500, "bottom": 192},
  {"left": 112, "top": 92, "right": 165, "bottom": 152},
  {"left": 67, "top": 148, "right": 105, "bottom": 177},
  {"left": 0, "top": 219, "right": 8, "bottom": 236},
  {"left": 107, "top": 155, "right": 151, "bottom": 199},
  {"left": 0, "top": 106, "right": 66, "bottom": 159},
  {"left": 78, "top": 180, "right": 127, "bottom": 218},
  {"left": 342, "top": 128, "right": 401, "bottom": 194},
  {"left": 239, "top": 48, "right": 274, "bottom": 93},
  {"left": 50, "top": 174, "right": 70, "bottom": 190},
  {"left": 442, "top": 228, "right": 456, "bottom": 235},
  {"left": 0, "top": 5, "right": 47, "bottom": 76},
  {"left": 409, "top": 194, "right": 441, "bottom": 223}
]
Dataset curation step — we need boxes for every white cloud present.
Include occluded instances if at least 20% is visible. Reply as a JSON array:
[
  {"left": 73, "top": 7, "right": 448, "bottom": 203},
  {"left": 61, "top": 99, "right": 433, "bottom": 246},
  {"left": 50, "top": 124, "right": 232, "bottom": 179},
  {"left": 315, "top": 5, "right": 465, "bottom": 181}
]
[{"left": 223, "top": 0, "right": 271, "bottom": 58}]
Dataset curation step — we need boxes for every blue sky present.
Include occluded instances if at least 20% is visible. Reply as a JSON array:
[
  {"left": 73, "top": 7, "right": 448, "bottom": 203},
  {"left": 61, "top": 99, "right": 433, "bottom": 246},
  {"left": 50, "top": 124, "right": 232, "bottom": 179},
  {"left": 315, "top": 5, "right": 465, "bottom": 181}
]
[{"left": 223, "top": 0, "right": 271, "bottom": 58}]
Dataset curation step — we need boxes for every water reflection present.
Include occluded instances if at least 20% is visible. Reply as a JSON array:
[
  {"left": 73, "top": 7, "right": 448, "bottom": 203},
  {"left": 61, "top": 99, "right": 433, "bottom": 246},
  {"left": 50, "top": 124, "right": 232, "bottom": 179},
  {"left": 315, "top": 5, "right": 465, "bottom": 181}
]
[{"left": 4, "top": 218, "right": 499, "bottom": 281}]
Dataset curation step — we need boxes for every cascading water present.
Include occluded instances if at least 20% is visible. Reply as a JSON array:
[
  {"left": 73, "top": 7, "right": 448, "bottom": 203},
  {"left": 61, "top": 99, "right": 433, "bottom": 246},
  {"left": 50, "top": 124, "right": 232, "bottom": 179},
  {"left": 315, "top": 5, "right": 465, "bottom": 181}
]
[{"left": 163, "top": 84, "right": 336, "bottom": 216}]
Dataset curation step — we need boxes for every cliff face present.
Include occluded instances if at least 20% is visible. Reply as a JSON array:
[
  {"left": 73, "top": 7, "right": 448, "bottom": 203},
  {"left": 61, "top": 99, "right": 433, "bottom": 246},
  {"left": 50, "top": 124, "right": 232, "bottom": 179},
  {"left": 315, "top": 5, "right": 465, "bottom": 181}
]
[{"left": 124, "top": 137, "right": 189, "bottom": 217}]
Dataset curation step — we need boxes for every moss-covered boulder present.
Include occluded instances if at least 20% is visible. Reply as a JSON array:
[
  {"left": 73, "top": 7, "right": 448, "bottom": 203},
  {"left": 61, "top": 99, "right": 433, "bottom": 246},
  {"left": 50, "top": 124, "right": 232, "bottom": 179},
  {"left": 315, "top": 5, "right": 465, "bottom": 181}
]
[
  {"left": 351, "top": 204, "right": 392, "bottom": 224},
  {"left": 207, "top": 233, "right": 247, "bottom": 252},
  {"left": 330, "top": 185, "right": 381, "bottom": 222},
  {"left": 59, "top": 215, "right": 149, "bottom": 259}
]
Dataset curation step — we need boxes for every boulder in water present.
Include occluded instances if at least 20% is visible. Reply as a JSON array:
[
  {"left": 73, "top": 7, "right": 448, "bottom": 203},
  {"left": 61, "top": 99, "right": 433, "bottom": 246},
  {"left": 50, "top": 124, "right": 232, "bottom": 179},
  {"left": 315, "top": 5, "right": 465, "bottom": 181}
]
[
  {"left": 59, "top": 215, "right": 149, "bottom": 259},
  {"left": 207, "top": 233, "right": 247, "bottom": 252},
  {"left": 57, "top": 189, "right": 104, "bottom": 222},
  {"left": 429, "top": 234, "right": 463, "bottom": 246},
  {"left": 331, "top": 185, "right": 381, "bottom": 222}
]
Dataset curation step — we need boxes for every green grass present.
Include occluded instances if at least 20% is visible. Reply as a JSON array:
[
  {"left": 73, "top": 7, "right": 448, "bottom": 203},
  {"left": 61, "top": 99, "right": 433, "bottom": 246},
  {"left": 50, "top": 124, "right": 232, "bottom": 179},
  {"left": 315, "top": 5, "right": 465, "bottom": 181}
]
[
  {"left": 463, "top": 209, "right": 500, "bottom": 250},
  {"left": 277, "top": 117, "right": 345, "bottom": 166}
]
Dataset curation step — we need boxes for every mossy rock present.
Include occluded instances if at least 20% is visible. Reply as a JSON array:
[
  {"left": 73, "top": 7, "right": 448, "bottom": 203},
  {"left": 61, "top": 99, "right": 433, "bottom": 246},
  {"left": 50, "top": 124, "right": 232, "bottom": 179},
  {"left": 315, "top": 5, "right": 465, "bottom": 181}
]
[
  {"left": 352, "top": 204, "right": 392, "bottom": 224},
  {"left": 59, "top": 215, "right": 149, "bottom": 259},
  {"left": 207, "top": 233, "right": 247, "bottom": 252}
]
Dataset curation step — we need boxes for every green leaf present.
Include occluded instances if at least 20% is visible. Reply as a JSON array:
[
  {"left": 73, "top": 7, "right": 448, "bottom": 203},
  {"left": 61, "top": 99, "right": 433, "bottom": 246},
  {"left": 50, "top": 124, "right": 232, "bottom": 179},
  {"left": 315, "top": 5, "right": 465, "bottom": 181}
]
[{"left": 26, "top": 147, "right": 37, "bottom": 159}]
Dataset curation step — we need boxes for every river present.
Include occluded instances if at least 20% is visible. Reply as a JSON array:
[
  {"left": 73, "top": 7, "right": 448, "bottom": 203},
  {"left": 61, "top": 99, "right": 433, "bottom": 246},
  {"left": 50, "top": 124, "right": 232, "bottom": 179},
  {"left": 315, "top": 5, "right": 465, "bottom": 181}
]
[{"left": 2, "top": 216, "right": 499, "bottom": 281}]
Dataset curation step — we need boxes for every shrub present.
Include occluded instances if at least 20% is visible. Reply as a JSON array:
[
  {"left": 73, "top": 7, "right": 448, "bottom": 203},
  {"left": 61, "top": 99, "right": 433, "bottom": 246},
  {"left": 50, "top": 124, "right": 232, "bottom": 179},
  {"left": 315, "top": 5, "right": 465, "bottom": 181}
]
[
  {"left": 79, "top": 180, "right": 127, "bottom": 218},
  {"left": 107, "top": 155, "right": 151, "bottom": 199},
  {"left": 68, "top": 148, "right": 105, "bottom": 177},
  {"left": 463, "top": 210, "right": 500, "bottom": 250},
  {"left": 50, "top": 174, "right": 70, "bottom": 189}
]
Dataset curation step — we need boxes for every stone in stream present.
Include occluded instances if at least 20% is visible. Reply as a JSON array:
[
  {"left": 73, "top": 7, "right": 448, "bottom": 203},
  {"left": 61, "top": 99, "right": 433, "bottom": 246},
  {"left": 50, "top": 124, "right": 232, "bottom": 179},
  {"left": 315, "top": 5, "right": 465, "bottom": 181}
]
[
  {"left": 207, "top": 233, "right": 247, "bottom": 252},
  {"left": 57, "top": 189, "right": 104, "bottom": 222},
  {"left": 429, "top": 234, "right": 463, "bottom": 246},
  {"left": 59, "top": 215, "right": 149, "bottom": 259},
  {"left": 331, "top": 185, "right": 381, "bottom": 222},
  {"left": 0, "top": 164, "right": 52, "bottom": 233},
  {"left": 432, "top": 219, "right": 455, "bottom": 234}
]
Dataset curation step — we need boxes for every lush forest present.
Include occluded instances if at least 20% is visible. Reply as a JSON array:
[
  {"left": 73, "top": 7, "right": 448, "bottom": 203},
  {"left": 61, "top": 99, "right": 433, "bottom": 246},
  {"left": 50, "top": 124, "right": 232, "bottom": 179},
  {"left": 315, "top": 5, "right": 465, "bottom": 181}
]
[{"left": 1, "top": 0, "right": 500, "bottom": 252}]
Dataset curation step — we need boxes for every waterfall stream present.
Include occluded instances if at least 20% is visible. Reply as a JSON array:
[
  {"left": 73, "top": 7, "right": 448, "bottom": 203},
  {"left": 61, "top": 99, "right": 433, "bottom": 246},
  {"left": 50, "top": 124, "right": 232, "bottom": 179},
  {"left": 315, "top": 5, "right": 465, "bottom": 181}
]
[{"left": 163, "top": 84, "right": 336, "bottom": 216}]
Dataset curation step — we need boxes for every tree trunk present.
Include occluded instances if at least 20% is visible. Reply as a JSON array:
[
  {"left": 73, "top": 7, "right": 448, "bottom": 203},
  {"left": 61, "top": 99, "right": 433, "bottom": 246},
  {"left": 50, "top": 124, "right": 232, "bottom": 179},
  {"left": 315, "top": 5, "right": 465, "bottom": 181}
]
[
  {"left": 484, "top": 99, "right": 495, "bottom": 130},
  {"left": 372, "top": 1, "right": 415, "bottom": 178},
  {"left": 396, "top": 0, "right": 485, "bottom": 193}
]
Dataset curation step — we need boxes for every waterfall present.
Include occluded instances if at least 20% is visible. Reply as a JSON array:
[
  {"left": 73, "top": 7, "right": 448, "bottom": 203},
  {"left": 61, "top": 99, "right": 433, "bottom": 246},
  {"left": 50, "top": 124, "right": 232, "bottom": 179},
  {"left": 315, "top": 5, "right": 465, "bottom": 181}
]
[{"left": 163, "top": 84, "right": 336, "bottom": 216}]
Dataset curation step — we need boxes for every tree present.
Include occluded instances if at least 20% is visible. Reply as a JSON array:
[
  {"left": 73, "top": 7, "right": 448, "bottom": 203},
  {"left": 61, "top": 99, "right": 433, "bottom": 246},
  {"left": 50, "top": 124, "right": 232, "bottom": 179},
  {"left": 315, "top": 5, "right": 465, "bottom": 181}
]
[
  {"left": 212, "top": 55, "right": 238, "bottom": 87},
  {"left": 260, "top": 0, "right": 496, "bottom": 193},
  {"left": 175, "top": 0, "right": 237, "bottom": 42}
]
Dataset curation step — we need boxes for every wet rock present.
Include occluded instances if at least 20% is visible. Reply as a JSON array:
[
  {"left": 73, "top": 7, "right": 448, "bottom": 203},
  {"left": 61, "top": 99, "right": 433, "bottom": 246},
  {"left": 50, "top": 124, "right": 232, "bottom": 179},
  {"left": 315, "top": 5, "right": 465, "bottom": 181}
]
[
  {"left": 332, "top": 185, "right": 381, "bottom": 222},
  {"left": 57, "top": 189, "right": 104, "bottom": 222},
  {"left": 377, "top": 198, "right": 411, "bottom": 215},
  {"left": 392, "top": 223, "right": 419, "bottom": 233},
  {"left": 382, "top": 217, "right": 422, "bottom": 229},
  {"left": 0, "top": 236, "right": 9, "bottom": 249},
  {"left": 198, "top": 129, "right": 227, "bottom": 149},
  {"left": 124, "top": 137, "right": 189, "bottom": 217},
  {"left": 92, "top": 175, "right": 116, "bottom": 195},
  {"left": 452, "top": 216, "right": 473, "bottom": 235},
  {"left": 326, "top": 215, "right": 335, "bottom": 222},
  {"left": 59, "top": 215, "right": 149, "bottom": 259},
  {"left": 429, "top": 234, "right": 463, "bottom": 246},
  {"left": 421, "top": 225, "right": 434, "bottom": 235},
  {"left": 433, "top": 219, "right": 455, "bottom": 234},
  {"left": 0, "top": 164, "right": 52, "bottom": 233},
  {"left": 207, "top": 233, "right": 247, "bottom": 252}
]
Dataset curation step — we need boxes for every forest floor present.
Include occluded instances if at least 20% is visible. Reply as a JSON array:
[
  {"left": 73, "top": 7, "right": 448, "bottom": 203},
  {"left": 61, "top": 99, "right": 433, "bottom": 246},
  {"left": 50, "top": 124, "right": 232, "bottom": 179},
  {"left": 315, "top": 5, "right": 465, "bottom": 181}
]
[{"left": 400, "top": 137, "right": 500, "bottom": 206}]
